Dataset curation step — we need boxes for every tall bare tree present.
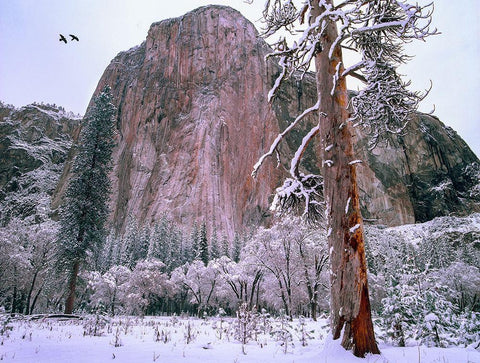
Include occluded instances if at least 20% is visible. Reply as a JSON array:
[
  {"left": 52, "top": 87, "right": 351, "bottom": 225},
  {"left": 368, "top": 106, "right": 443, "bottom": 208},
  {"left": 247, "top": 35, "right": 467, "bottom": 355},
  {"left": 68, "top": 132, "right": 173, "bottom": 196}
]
[{"left": 252, "top": 0, "right": 436, "bottom": 357}]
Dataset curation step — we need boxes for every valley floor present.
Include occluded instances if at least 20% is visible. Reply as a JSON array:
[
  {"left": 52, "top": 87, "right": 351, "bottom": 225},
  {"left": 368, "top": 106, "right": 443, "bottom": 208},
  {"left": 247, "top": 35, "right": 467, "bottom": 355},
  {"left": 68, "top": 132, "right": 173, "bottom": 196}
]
[{"left": 1, "top": 315, "right": 479, "bottom": 363}]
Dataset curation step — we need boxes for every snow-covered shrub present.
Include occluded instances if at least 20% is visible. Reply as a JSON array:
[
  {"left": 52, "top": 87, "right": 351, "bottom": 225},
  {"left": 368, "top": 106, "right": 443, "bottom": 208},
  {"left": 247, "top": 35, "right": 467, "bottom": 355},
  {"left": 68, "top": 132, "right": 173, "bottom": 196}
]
[
  {"left": 183, "top": 319, "right": 197, "bottom": 344},
  {"left": 294, "top": 316, "right": 314, "bottom": 347},
  {"left": 83, "top": 314, "right": 110, "bottom": 337},
  {"left": 456, "top": 311, "right": 480, "bottom": 347},
  {"left": 271, "top": 311, "right": 294, "bottom": 354},
  {"left": 235, "top": 303, "right": 259, "bottom": 354}
]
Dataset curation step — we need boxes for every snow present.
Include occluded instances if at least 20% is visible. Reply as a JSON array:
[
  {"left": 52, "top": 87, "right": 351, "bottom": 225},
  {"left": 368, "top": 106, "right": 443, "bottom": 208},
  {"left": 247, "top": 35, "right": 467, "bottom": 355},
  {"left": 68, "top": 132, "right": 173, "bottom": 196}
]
[
  {"left": 1, "top": 315, "right": 478, "bottom": 363},
  {"left": 252, "top": 100, "right": 320, "bottom": 178},
  {"left": 425, "top": 313, "right": 439, "bottom": 322},
  {"left": 290, "top": 125, "right": 320, "bottom": 177},
  {"left": 345, "top": 197, "right": 351, "bottom": 215},
  {"left": 268, "top": 62, "right": 285, "bottom": 103},
  {"left": 349, "top": 224, "right": 361, "bottom": 233}
]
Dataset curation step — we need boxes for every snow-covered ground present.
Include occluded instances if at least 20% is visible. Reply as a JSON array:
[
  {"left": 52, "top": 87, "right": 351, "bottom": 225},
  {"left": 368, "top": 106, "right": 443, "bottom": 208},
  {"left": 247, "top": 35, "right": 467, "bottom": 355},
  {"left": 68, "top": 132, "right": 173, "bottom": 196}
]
[{"left": 1, "top": 315, "right": 478, "bottom": 363}]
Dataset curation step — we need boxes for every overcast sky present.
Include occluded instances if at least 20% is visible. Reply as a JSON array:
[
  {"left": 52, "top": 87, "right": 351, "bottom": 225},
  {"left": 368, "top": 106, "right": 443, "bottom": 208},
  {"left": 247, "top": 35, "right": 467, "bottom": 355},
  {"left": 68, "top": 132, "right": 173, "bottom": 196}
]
[{"left": 0, "top": 0, "right": 479, "bottom": 156}]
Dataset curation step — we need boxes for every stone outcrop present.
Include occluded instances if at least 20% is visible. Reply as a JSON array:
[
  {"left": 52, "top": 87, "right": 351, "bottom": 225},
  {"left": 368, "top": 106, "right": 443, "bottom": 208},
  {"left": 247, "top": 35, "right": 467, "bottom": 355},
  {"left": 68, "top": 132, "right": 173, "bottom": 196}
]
[
  {"left": 0, "top": 102, "right": 80, "bottom": 225},
  {"left": 59, "top": 5, "right": 479, "bottom": 235},
  {"left": 355, "top": 114, "right": 480, "bottom": 225}
]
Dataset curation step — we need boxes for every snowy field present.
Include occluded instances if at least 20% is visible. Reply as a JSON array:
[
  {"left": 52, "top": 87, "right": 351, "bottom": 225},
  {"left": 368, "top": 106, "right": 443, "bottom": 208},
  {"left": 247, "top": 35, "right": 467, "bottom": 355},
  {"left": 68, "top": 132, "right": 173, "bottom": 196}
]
[{"left": 0, "top": 315, "right": 479, "bottom": 363}]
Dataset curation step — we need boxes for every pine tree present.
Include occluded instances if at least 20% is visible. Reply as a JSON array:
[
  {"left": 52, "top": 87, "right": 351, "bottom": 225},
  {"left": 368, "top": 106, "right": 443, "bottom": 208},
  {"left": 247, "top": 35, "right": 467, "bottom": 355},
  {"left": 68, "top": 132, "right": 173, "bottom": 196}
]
[
  {"left": 199, "top": 222, "right": 209, "bottom": 266},
  {"left": 190, "top": 222, "right": 200, "bottom": 261},
  {"left": 168, "top": 227, "right": 182, "bottom": 271},
  {"left": 210, "top": 225, "right": 220, "bottom": 260},
  {"left": 135, "top": 225, "right": 150, "bottom": 262},
  {"left": 119, "top": 216, "right": 139, "bottom": 269},
  {"left": 98, "top": 231, "right": 117, "bottom": 272},
  {"left": 56, "top": 85, "right": 116, "bottom": 314},
  {"left": 232, "top": 233, "right": 242, "bottom": 263},
  {"left": 148, "top": 218, "right": 166, "bottom": 261}
]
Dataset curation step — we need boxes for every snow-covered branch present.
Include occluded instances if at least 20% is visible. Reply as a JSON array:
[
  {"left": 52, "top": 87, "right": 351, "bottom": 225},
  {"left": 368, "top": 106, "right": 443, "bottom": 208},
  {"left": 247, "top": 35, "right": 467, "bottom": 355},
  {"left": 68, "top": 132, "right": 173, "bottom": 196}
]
[{"left": 252, "top": 100, "right": 320, "bottom": 178}]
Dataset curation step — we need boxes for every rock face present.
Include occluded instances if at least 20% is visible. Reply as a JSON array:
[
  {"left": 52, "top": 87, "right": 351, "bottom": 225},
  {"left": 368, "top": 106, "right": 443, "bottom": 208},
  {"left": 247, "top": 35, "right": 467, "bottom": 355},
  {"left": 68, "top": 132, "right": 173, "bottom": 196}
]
[
  {"left": 355, "top": 114, "right": 480, "bottom": 225},
  {"left": 0, "top": 102, "right": 80, "bottom": 225},
  {"left": 66, "top": 5, "right": 479, "bottom": 235},
  {"left": 87, "top": 6, "right": 286, "bottom": 237}
]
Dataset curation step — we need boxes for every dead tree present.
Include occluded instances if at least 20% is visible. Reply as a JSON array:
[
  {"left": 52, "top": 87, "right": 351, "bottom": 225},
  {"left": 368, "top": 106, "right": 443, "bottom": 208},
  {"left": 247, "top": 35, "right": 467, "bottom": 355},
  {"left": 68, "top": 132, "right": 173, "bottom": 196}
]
[{"left": 252, "top": 0, "right": 436, "bottom": 357}]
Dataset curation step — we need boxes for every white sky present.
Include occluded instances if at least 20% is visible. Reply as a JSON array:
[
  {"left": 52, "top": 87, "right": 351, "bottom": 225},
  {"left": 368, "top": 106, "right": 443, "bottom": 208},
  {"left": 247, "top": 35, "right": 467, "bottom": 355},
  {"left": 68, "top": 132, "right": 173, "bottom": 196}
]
[{"left": 0, "top": 0, "right": 479, "bottom": 156}]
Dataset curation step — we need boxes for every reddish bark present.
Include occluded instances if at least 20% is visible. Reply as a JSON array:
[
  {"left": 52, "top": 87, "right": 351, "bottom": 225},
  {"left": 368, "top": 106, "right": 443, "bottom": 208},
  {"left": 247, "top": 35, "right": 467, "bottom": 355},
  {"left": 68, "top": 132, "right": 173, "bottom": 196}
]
[
  {"left": 64, "top": 260, "right": 80, "bottom": 314},
  {"left": 311, "top": 0, "right": 379, "bottom": 357}
]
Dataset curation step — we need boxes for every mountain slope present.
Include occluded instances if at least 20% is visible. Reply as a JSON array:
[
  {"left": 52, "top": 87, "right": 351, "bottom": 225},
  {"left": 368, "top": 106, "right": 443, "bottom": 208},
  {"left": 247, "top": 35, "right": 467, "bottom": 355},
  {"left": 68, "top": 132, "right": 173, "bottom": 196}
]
[{"left": 0, "top": 102, "right": 80, "bottom": 225}]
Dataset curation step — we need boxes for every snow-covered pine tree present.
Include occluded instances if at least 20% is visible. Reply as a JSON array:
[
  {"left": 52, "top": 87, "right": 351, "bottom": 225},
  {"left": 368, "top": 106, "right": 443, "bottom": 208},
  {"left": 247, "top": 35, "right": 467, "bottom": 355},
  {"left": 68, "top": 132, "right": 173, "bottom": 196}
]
[
  {"left": 148, "top": 215, "right": 169, "bottom": 261},
  {"left": 119, "top": 216, "right": 139, "bottom": 269},
  {"left": 135, "top": 225, "right": 150, "bottom": 262},
  {"left": 98, "top": 231, "right": 118, "bottom": 272},
  {"left": 220, "top": 234, "right": 230, "bottom": 258},
  {"left": 232, "top": 233, "right": 243, "bottom": 263},
  {"left": 210, "top": 225, "right": 220, "bottom": 260},
  {"left": 199, "top": 222, "right": 209, "bottom": 266},
  {"left": 252, "top": 0, "right": 436, "bottom": 356},
  {"left": 56, "top": 85, "right": 116, "bottom": 314},
  {"left": 190, "top": 222, "right": 200, "bottom": 261}
]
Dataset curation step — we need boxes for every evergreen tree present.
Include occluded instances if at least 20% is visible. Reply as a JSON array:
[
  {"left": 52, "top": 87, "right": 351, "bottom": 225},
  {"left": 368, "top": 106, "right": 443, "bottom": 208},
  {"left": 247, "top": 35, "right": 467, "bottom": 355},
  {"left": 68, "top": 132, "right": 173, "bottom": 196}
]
[
  {"left": 210, "top": 226, "right": 220, "bottom": 260},
  {"left": 135, "top": 225, "right": 150, "bottom": 262},
  {"left": 179, "top": 229, "right": 192, "bottom": 265},
  {"left": 168, "top": 227, "right": 182, "bottom": 271},
  {"left": 199, "top": 221, "right": 209, "bottom": 265},
  {"left": 56, "top": 85, "right": 116, "bottom": 314},
  {"left": 220, "top": 234, "right": 230, "bottom": 258},
  {"left": 232, "top": 233, "right": 242, "bottom": 263},
  {"left": 148, "top": 218, "right": 166, "bottom": 261},
  {"left": 98, "top": 231, "right": 117, "bottom": 272},
  {"left": 119, "top": 216, "right": 139, "bottom": 269},
  {"left": 190, "top": 222, "right": 200, "bottom": 261}
]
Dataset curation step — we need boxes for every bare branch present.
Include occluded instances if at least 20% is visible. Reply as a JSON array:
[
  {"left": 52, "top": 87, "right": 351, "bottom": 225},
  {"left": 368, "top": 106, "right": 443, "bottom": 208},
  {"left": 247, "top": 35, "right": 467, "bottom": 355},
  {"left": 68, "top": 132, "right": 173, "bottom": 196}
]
[
  {"left": 290, "top": 124, "right": 320, "bottom": 178},
  {"left": 252, "top": 100, "right": 321, "bottom": 178}
]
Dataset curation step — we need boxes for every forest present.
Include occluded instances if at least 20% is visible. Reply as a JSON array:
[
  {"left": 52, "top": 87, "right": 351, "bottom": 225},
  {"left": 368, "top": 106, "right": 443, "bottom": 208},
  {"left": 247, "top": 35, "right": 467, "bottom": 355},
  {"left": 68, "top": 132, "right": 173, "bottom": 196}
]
[{"left": 1, "top": 213, "right": 479, "bottom": 348}]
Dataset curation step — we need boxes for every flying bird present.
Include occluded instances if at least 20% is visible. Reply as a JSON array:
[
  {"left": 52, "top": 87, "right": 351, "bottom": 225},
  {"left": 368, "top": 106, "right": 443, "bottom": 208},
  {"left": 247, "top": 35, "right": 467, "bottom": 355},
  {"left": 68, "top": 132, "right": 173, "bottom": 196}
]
[
  {"left": 59, "top": 34, "right": 67, "bottom": 43},
  {"left": 69, "top": 34, "right": 79, "bottom": 41}
]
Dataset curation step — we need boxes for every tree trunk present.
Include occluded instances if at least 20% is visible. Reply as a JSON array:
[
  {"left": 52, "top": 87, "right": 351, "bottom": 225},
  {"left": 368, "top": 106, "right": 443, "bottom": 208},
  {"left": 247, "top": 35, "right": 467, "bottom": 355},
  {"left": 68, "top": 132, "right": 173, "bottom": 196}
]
[
  {"left": 64, "top": 260, "right": 80, "bottom": 314},
  {"left": 30, "top": 282, "right": 45, "bottom": 314},
  {"left": 11, "top": 284, "right": 17, "bottom": 314},
  {"left": 312, "top": 0, "right": 379, "bottom": 357},
  {"left": 25, "top": 270, "right": 39, "bottom": 315}
]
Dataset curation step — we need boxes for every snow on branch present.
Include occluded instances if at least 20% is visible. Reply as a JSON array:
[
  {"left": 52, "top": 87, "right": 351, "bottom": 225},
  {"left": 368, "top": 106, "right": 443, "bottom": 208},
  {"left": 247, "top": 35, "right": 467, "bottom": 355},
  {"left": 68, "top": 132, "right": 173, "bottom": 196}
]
[
  {"left": 290, "top": 124, "right": 320, "bottom": 178},
  {"left": 349, "top": 60, "right": 429, "bottom": 148},
  {"left": 271, "top": 173, "right": 325, "bottom": 222},
  {"left": 252, "top": 100, "right": 320, "bottom": 178}
]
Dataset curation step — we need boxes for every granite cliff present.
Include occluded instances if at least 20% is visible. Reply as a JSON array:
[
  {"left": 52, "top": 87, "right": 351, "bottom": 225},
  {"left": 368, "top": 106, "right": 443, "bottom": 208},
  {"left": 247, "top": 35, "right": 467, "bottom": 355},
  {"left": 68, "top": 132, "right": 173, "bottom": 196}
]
[
  {"left": 24, "top": 5, "right": 478, "bottom": 235},
  {"left": 72, "top": 5, "right": 479, "bottom": 235}
]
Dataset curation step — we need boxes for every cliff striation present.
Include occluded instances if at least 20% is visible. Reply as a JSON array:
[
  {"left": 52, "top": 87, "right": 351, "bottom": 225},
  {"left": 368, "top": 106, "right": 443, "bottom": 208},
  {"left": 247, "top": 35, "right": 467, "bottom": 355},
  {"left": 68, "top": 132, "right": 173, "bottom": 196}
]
[{"left": 59, "top": 5, "right": 479, "bottom": 235}]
